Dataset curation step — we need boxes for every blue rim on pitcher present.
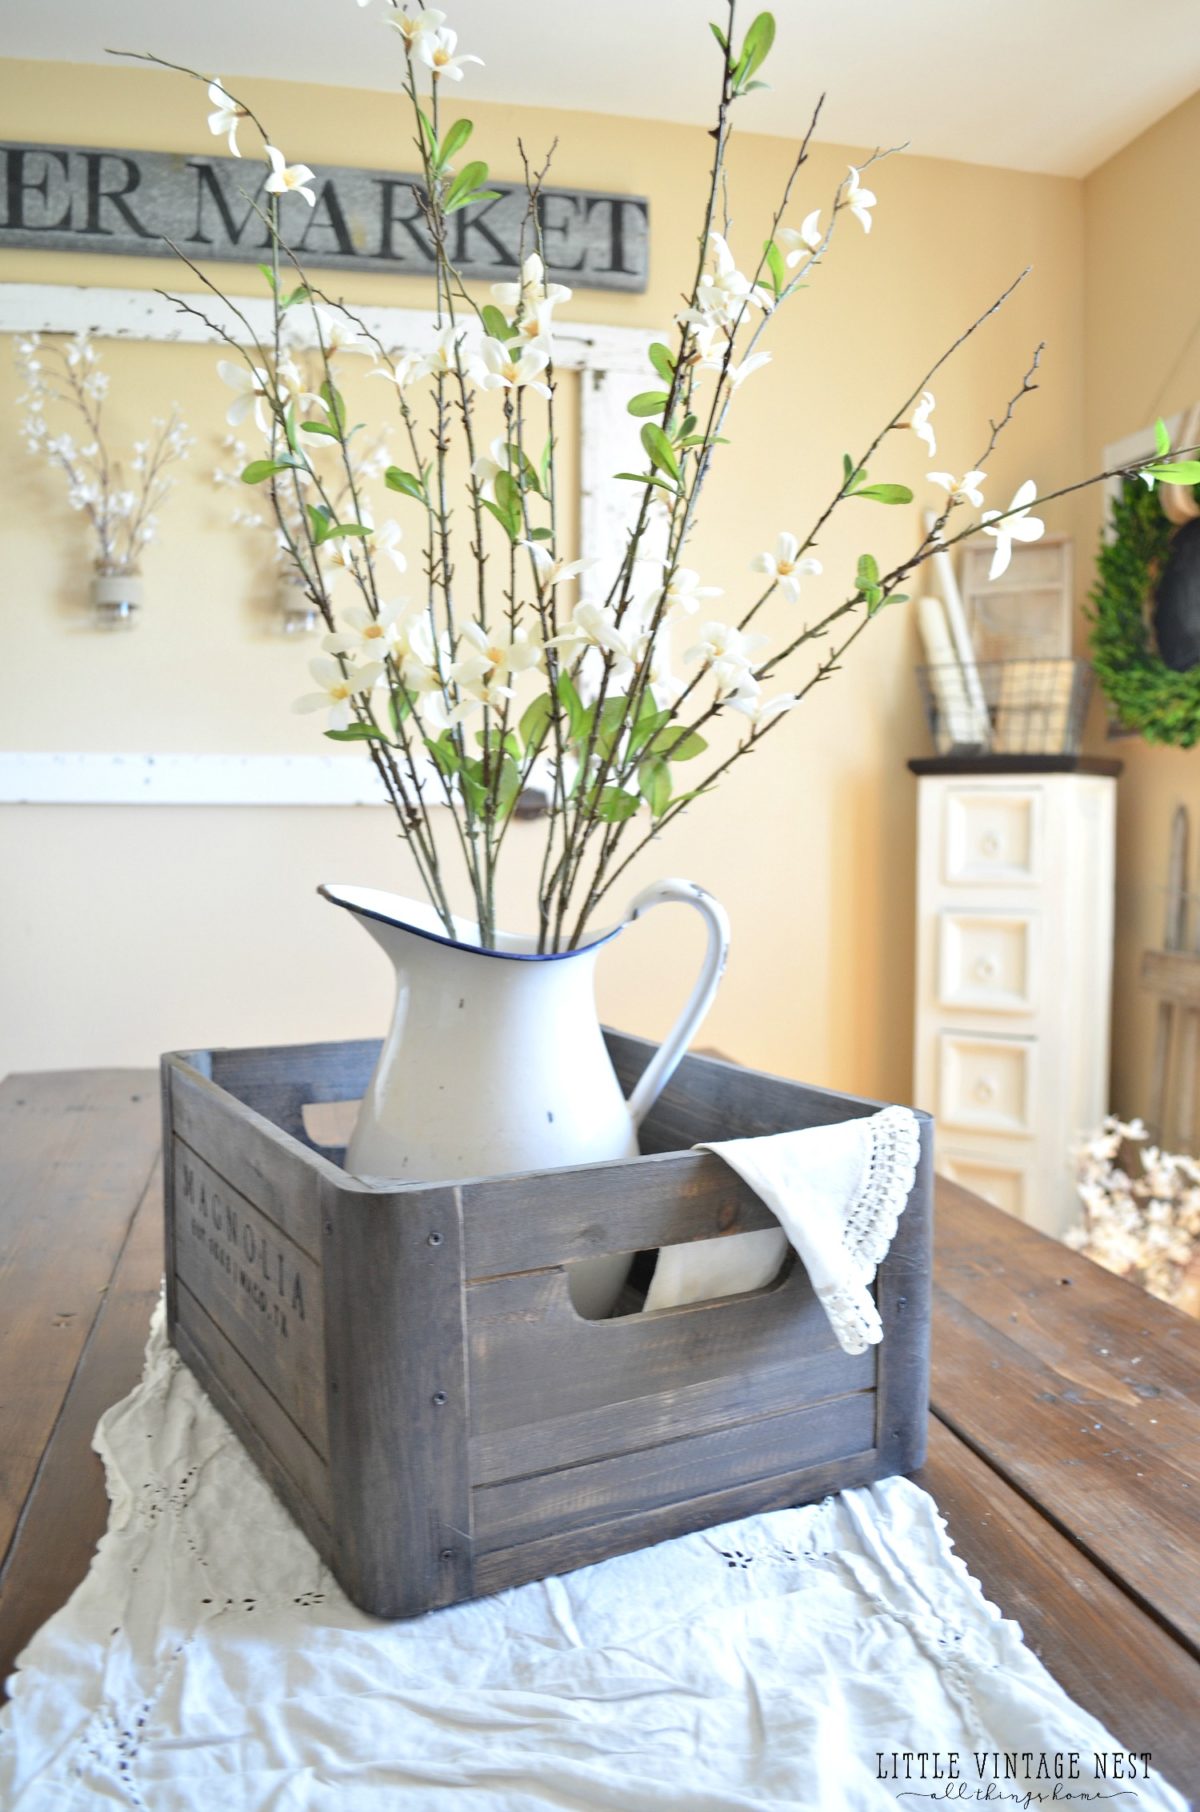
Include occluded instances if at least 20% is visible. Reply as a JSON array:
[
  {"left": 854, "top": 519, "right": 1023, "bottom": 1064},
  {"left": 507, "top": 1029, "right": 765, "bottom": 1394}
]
[{"left": 318, "top": 883, "right": 624, "bottom": 963}]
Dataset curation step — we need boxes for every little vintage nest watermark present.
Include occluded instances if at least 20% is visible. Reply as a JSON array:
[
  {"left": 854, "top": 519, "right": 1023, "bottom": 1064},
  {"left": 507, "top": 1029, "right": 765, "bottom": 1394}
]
[
  {"left": 90, "top": 2, "right": 1200, "bottom": 947},
  {"left": 877, "top": 1748, "right": 1158, "bottom": 1808}
]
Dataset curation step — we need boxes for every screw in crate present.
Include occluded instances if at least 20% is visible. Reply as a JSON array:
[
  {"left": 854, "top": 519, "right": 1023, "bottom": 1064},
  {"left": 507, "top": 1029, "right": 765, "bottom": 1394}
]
[
  {"left": 432, "top": 1390, "right": 448, "bottom": 1406},
  {"left": 427, "top": 1231, "right": 444, "bottom": 1247}
]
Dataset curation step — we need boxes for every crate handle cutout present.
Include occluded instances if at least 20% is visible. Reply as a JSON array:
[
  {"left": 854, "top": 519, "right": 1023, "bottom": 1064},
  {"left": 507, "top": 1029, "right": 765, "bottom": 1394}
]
[{"left": 566, "top": 1247, "right": 797, "bottom": 1323}]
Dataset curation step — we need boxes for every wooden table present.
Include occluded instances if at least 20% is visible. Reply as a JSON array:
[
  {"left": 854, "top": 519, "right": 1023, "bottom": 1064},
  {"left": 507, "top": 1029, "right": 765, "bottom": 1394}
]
[{"left": 2, "top": 1070, "right": 1198, "bottom": 1797}]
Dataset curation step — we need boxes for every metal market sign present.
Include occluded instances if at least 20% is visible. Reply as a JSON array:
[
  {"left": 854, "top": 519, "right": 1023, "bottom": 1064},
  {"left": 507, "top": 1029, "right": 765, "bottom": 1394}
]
[{"left": 0, "top": 142, "right": 649, "bottom": 292}]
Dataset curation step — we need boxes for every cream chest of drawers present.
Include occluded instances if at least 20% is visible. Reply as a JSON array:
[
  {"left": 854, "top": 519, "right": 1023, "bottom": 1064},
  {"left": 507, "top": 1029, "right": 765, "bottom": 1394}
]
[{"left": 912, "top": 761, "right": 1119, "bottom": 1236}]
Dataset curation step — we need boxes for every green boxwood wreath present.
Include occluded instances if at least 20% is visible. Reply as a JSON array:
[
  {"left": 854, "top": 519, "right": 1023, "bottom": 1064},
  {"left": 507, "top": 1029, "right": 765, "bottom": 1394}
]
[{"left": 1089, "top": 476, "right": 1200, "bottom": 748}]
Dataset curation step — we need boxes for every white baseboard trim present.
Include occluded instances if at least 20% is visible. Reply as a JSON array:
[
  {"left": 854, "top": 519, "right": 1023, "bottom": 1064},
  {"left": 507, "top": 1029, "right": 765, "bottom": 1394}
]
[{"left": 0, "top": 750, "right": 397, "bottom": 806}]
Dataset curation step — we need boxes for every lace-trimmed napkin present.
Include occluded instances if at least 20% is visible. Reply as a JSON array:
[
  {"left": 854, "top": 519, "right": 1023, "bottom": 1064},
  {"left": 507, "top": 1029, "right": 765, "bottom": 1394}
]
[{"left": 643, "top": 1105, "right": 921, "bottom": 1351}]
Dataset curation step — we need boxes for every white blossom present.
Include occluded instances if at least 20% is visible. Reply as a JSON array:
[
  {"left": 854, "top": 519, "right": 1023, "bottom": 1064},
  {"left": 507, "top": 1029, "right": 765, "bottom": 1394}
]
[
  {"left": 680, "top": 232, "right": 773, "bottom": 332},
  {"left": 264, "top": 145, "right": 317, "bottom": 208},
  {"left": 293, "top": 655, "right": 383, "bottom": 729},
  {"left": 450, "top": 621, "right": 544, "bottom": 707},
  {"left": 842, "top": 165, "right": 877, "bottom": 233},
  {"left": 551, "top": 601, "right": 643, "bottom": 669},
  {"left": 750, "top": 532, "right": 822, "bottom": 604},
  {"left": 910, "top": 391, "right": 936, "bottom": 457},
  {"left": 928, "top": 469, "right": 987, "bottom": 509},
  {"left": 491, "top": 253, "right": 572, "bottom": 318},
  {"left": 218, "top": 359, "right": 273, "bottom": 432},
  {"left": 207, "top": 79, "right": 245, "bottom": 156},
  {"left": 387, "top": 7, "right": 447, "bottom": 50},
  {"left": 981, "top": 479, "right": 1045, "bottom": 580},
  {"left": 778, "top": 209, "right": 822, "bottom": 268},
  {"left": 416, "top": 25, "right": 483, "bottom": 81},
  {"left": 473, "top": 336, "right": 551, "bottom": 400},
  {"left": 521, "top": 542, "right": 594, "bottom": 590},
  {"left": 643, "top": 567, "right": 722, "bottom": 618},
  {"left": 686, "top": 621, "right": 767, "bottom": 697}
]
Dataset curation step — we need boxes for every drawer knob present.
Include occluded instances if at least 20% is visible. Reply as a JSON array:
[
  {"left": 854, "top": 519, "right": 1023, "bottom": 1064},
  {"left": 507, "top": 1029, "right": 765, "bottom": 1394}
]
[
  {"left": 974, "top": 955, "right": 999, "bottom": 981},
  {"left": 973, "top": 1077, "right": 997, "bottom": 1104},
  {"left": 980, "top": 832, "right": 1001, "bottom": 856}
]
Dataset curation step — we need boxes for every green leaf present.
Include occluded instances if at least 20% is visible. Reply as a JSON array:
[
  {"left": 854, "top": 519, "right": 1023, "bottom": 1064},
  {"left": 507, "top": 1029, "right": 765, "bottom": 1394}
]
[
  {"left": 385, "top": 466, "right": 427, "bottom": 502},
  {"left": 856, "top": 482, "right": 914, "bottom": 505},
  {"left": 627, "top": 390, "right": 671, "bottom": 417},
  {"left": 494, "top": 757, "right": 522, "bottom": 820},
  {"left": 493, "top": 468, "right": 523, "bottom": 530},
  {"left": 679, "top": 434, "right": 729, "bottom": 449},
  {"left": 458, "top": 760, "right": 488, "bottom": 815},
  {"left": 300, "top": 419, "right": 340, "bottom": 439},
  {"left": 449, "top": 189, "right": 502, "bottom": 213},
  {"left": 856, "top": 553, "right": 880, "bottom": 589},
  {"left": 733, "top": 11, "right": 775, "bottom": 89},
  {"left": 445, "top": 160, "right": 490, "bottom": 210},
  {"left": 280, "top": 284, "right": 309, "bottom": 309},
  {"left": 480, "top": 303, "right": 512, "bottom": 341},
  {"left": 629, "top": 704, "right": 672, "bottom": 756},
  {"left": 763, "top": 237, "right": 786, "bottom": 297},
  {"left": 679, "top": 413, "right": 698, "bottom": 440},
  {"left": 388, "top": 689, "right": 412, "bottom": 733},
  {"left": 438, "top": 117, "right": 473, "bottom": 168},
  {"left": 306, "top": 503, "right": 333, "bottom": 545},
  {"left": 648, "top": 342, "right": 676, "bottom": 385},
  {"left": 1155, "top": 417, "right": 1171, "bottom": 458},
  {"left": 258, "top": 262, "right": 277, "bottom": 291},
  {"left": 520, "top": 691, "right": 554, "bottom": 753},
  {"left": 614, "top": 471, "right": 679, "bottom": 495},
  {"left": 648, "top": 725, "right": 708, "bottom": 761},
  {"left": 640, "top": 422, "right": 680, "bottom": 483},
  {"left": 324, "top": 724, "right": 390, "bottom": 743},
  {"left": 482, "top": 498, "right": 521, "bottom": 540},
  {"left": 709, "top": 20, "right": 729, "bottom": 54},
  {"left": 556, "top": 670, "right": 592, "bottom": 741},
  {"left": 324, "top": 521, "right": 373, "bottom": 540},
  {"left": 320, "top": 380, "right": 346, "bottom": 433},
  {"left": 638, "top": 757, "right": 672, "bottom": 818},
  {"left": 425, "top": 734, "right": 460, "bottom": 778},
  {"left": 240, "top": 458, "right": 289, "bottom": 485},
  {"left": 594, "top": 786, "right": 640, "bottom": 822},
  {"left": 417, "top": 108, "right": 438, "bottom": 157},
  {"left": 1147, "top": 461, "right": 1200, "bottom": 484}
]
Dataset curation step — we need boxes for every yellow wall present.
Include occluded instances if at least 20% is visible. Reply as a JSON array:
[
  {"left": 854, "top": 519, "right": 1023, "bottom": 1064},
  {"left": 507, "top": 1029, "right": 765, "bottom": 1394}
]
[
  {"left": 1083, "top": 91, "right": 1200, "bottom": 1126},
  {"left": 0, "top": 57, "right": 1087, "bottom": 1094}
]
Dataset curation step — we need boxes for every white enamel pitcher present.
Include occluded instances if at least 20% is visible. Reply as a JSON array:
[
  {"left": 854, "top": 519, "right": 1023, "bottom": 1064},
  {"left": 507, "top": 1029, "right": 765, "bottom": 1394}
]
[{"left": 319, "top": 879, "right": 730, "bottom": 1316}]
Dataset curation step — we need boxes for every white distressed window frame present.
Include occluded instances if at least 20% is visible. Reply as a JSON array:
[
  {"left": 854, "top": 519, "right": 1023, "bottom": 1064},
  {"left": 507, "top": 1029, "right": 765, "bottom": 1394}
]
[{"left": 0, "top": 281, "right": 664, "bottom": 806}]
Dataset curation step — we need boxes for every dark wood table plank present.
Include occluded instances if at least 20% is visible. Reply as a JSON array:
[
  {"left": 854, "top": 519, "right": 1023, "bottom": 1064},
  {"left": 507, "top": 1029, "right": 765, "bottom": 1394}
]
[
  {"left": 917, "top": 1418, "right": 1200, "bottom": 1799},
  {"left": 0, "top": 1161, "right": 163, "bottom": 1688},
  {"left": 935, "top": 1179, "right": 1200, "bottom": 1462},
  {"left": 931, "top": 1180, "right": 1200, "bottom": 1658},
  {"left": 0, "top": 1071, "right": 159, "bottom": 1571}
]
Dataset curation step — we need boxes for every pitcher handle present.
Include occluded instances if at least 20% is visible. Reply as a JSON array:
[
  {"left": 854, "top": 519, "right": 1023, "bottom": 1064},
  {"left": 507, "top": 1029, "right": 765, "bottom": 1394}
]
[{"left": 619, "top": 879, "right": 731, "bottom": 1128}]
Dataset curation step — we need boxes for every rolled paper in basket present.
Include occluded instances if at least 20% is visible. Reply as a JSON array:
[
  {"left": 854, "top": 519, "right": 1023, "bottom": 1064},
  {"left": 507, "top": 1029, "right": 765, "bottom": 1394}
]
[
  {"left": 992, "top": 658, "right": 1075, "bottom": 755},
  {"left": 917, "top": 596, "right": 983, "bottom": 751}
]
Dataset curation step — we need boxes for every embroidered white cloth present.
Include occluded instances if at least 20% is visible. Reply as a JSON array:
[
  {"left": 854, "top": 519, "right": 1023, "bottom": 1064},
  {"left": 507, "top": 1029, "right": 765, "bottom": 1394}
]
[
  {"left": 1, "top": 1304, "right": 1185, "bottom": 1812},
  {"left": 644, "top": 1105, "right": 921, "bottom": 1351}
]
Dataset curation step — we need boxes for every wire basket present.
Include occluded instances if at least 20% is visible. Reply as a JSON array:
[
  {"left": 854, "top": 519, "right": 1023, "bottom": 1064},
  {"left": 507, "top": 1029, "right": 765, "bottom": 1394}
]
[{"left": 916, "top": 657, "right": 1094, "bottom": 758}]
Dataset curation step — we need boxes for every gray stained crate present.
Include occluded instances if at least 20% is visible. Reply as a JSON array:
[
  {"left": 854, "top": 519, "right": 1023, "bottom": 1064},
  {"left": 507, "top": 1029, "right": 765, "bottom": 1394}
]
[{"left": 161, "top": 1033, "right": 933, "bottom": 1618}]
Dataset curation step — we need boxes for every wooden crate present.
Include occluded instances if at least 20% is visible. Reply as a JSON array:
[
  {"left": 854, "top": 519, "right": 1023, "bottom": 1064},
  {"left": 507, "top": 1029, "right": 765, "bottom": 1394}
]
[{"left": 161, "top": 1033, "right": 933, "bottom": 1618}]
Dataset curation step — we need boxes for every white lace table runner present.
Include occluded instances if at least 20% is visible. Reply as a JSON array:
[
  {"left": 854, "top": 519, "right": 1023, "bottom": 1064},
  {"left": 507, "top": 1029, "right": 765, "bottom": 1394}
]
[{"left": 0, "top": 1305, "right": 1186, "bottom": 1812}]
